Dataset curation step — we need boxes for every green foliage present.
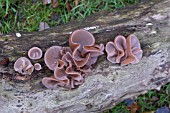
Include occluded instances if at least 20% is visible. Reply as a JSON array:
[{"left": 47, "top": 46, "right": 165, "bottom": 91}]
[
  {"left": 105, "top": 83, "right": 170, "bottom": 113},
  {"left": 109, "top": 103, "right": 130, "bottom": 113},
  {"left": 104, "top": 102, "right": 130, "bottom": 113},
  {"left": 137, "top": 83, "right": 170, "bottom": 112},
  {"left": 0, "top": 0, "right": 139, "bottom": 33}
]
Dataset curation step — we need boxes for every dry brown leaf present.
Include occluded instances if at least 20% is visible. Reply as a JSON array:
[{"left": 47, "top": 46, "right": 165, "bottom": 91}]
[
  {"left": 127, "top": 102, "right": 141, "bottom": 113},
  {"left": 52, "top": 0, "right": 59, "bottom": 8},
  {"left": 143, "top": 111, "right": 155, "bottom": 113},
  {"left": 74, "top": 0, "right": 79, "bottom": 6},
  {"left": 0, "top": 58, "right": 9, "bottom": 66},
  {"left": 66, "top": 0, "right": 72, "bottom": 12}
]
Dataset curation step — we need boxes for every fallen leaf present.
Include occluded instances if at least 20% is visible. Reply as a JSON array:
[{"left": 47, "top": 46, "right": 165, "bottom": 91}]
[
  {"left": 127, "top": 102, "right": 141, "bottom": 113},
  {"left": 155, "top": 106, "right": 170, "bottom": 113},
  {"left": 0, "top": 58, "right": 9, "bottom": 66},
  {"left": 39, "top": 22, "right": 50, "bottom": 31},
  {"left": 143, "top": 111, "right": 155, "bottom": 113},
  {"left": 52, "top": 0, "right": 59, "bottom": 8},
  {"left": 151, "top": 96, "right": 159, "bottom": 102},
  {"left": 0, "top": 21, "right": 2, "bottom": 27},
  {"left": 123, "top": 98, "right": 135, "bottom": 107},
  {"left": 32, "top": 0, "right": 38, "bottom": 3},
  {"left": 66, "top": 0, "right": 72, "bottom": 12},
  {"left": 43, "top": 0, "right": 51, "bottom": 4},
  {"left": 74, "top": 0, "right": 79, "bottom": 6}
]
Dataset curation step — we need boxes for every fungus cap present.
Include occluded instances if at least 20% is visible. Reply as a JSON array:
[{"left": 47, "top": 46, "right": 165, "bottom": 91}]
[
  {"left": 42, "top": 76, "right": 70, "bottom": 89},
  {"left": 28, "top": 47, "right": 42, "bottom": 60},
  {"left": 69, "top": 29, "right": 95, "bottom": 51},
  {"left": 121, "top": 34, "right": 143, "bottom": 65},
  {"left": 14, "top": 57, "right": 34, "bottom": 75},
  {"left": 34, "top": 63, "right": 42, "bottom": 71},
  {"left": 44, "top": 46, "right": 62, "bottom": 70},
  {"left": 105, "top": 35, "right": 127, "bottom": 63}
]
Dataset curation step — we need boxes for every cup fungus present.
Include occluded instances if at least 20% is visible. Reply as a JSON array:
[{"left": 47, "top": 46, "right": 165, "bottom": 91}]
[
  {"left": 105, "top": 34, "right": 143, "bottom": 66},
  {"left": 42, "top": 76, "right": 67, "bottom": 89},
  {"left": 42, "top": 29, "right": 104, "bottom": 89},
  {"left": 44, "top": 46, "right": 62, "bottom": 70},
  {"left": 105, "top": 35, "right": 127, "bottom": 64},
  {"left": 43, "top": 50, "right": 85, "bottom": 89},
  {"left": 34, "top": 63, "right": 42, "bottom": 71},
  {"left": 14, "top": 57, "right": 34, "bottom": 75},
  {"left": 69, "top": 29, "right": 104, "bottom": 67},
  {"left": 121, "top": 34, "right": 143, "bottom": 65},
  {"left": 28, "top": 47, "right": 43, "bottom": 60}
]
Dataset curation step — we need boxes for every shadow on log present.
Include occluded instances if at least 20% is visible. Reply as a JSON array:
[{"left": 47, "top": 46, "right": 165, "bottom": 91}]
[{"left": 0, "top": 0, "right": 170, "bottom": 112}]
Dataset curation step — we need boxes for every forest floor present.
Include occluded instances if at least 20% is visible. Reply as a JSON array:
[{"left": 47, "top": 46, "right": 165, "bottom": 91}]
[{"left": 0, "top": 0, "right": 170, "bottom": 113}]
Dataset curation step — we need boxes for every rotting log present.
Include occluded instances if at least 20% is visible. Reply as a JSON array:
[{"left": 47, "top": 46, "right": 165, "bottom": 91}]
[{"left": 0, "top": 0, "right": 170, "bottom": 112}]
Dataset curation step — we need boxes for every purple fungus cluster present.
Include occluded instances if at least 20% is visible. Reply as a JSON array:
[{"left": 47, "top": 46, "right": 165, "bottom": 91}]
[
  {"left": 14, "top": 47, "right": 43, "bottom": 75},
  {"left": 42, "top": 29, "right": 104, "bottom": 89},
  {"left": 105, "top": 34, "right": 143, "bottom": 66},
  {"left": 13, "top": 29, "right": 143, "bottom": 89}
]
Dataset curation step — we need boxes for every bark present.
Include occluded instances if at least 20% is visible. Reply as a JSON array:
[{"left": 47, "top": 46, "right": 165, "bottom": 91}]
[{"left": 0, "top": 0, "right": 170, "bottom": 112}]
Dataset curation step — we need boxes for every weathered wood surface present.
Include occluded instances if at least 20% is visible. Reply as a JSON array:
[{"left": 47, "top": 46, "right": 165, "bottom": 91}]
[{"left": 0, "top": 0, "right": 170, "bottom": 112}]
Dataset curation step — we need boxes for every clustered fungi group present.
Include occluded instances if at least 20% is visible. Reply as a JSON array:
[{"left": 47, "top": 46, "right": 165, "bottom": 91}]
[
  {"left": 14, "top": 29, "right": 143, "bottom": 90},
  {"left": 42, "top": 29, "right": 104, "bottom": 89},
  {"left": 14, "top": 47, "right": 42, "bottom": 75},
  {"left": 105, "top": 35, "right": 143, "bottom": 66}
]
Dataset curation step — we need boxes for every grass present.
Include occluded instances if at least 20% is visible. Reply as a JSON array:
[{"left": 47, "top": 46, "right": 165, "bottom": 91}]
[
  {"left": 107, "top": 103, "right": 130, "bottom": 113},
  {"left": 138, "top": 83, "right": 170, "bottom": 112},
  {"left": 0, "top": 0, "right": 139, "bottom": 34},
  {"left": 106, "top": 83, "right": 170, "bottom": 113}
]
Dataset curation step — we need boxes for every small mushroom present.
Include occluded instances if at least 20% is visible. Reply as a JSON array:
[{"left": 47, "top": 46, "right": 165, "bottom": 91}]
[
  {"left": 14, "top": 57, "right": 34, "bottom": 75},
  {"left": 28, "top": 47, "right": 42, "bottom": 60},
  {"left": 34, "top": 63, "right": 42, "bottom": 71},
  {"left": 44, "top": 46, "right": 62, "bottom": 70}
]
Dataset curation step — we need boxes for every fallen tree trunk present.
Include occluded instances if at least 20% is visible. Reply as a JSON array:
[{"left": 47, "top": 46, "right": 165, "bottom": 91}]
[{"left": 0, "top": 0, "right": 170, "bottom": 112}]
